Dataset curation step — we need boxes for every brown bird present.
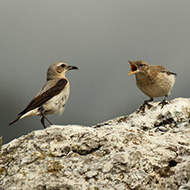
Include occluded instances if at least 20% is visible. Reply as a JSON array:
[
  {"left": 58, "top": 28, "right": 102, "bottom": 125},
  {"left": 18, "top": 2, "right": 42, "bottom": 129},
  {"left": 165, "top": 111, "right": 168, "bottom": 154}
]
[
  {"left": 9, "top": 62, "right": 78, "bottom": 128},
  {"left": 128, "top": 60, "right": 176, "bottom": 112}
]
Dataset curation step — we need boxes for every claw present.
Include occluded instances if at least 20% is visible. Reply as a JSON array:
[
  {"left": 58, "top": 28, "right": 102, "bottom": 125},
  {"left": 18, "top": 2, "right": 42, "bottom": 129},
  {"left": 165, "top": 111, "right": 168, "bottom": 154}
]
[
  {"left": 159, "top": 97, "right": 169, "bottom": 108},
  {"left": 137, "top": 98, "right": 153, "bottom": 113}
]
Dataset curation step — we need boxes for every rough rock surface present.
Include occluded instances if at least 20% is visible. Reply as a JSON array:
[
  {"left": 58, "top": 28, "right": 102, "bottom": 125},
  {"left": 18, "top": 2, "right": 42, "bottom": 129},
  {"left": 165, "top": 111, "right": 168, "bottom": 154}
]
[{"left": 1, "top": 98, "right": 190, "bottom": 190}]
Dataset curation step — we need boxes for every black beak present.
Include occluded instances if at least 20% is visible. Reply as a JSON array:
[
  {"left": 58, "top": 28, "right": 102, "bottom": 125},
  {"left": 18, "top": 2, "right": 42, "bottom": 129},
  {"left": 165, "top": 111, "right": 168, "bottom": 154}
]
[{"left": 67, "top": 65, "right": 79, "bottom": 70}]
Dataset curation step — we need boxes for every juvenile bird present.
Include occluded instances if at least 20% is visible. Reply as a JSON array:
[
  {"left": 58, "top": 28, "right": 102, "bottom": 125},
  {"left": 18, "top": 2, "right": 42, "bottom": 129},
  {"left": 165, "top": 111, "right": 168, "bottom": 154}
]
[
  {"left": 128, "top": 60, "right": 176, "bottom": 112},
  {"left": 9, "top": 62, "right": 78, "bottom": 128}
]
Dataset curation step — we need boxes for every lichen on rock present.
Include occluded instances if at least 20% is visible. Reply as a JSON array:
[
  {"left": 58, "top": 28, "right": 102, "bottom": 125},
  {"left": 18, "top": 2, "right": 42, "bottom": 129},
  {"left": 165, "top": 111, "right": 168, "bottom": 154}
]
[{"left": 0, "top": 98, "right": 190, "bottom": 190}]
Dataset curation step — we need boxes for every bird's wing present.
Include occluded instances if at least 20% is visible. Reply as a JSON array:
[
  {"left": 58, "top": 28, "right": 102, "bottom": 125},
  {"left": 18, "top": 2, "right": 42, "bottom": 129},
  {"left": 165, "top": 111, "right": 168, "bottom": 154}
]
[
  {"left": 18, "top": 78, "right": 68, "bottom": 116},
  {"left": 150, "top": 65, "right": 177, "bottom": 77},
  {"left": 163, "top": 70, "right": 177, "bottom": 76},
  {"left": 158, "top": 66, "right": 177, "bottom": 76}
]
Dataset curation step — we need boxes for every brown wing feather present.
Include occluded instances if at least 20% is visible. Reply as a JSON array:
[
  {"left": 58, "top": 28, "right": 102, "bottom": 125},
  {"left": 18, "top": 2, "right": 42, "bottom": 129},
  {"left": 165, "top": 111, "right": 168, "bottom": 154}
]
[
  {"left": 157, "top": 66, "right": 177, "bottom": 76},
  {"left": 163, "top": 70, "right": 177, "bottom": 76},
  {"left": 150, "top": 65, "right": 177, "bottom": 77},
  {"left": 19, "top": 79, "right": 67, "bottom": 116}
]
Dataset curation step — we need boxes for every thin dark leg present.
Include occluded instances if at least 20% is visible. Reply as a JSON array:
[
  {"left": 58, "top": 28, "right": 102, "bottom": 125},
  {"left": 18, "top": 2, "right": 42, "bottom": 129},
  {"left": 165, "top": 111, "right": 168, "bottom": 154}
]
[
  {"left": 158, "top": 96, "right": 168, "bottom": 108},
  {"left": 138, "top": 98, "right": 153, "bottom": 113},
  {"left": 40, "top": 116, "right": 46, "bottom": 129},
  {"left": 44, "top": 116, "right": 53, "bottom": 125}
]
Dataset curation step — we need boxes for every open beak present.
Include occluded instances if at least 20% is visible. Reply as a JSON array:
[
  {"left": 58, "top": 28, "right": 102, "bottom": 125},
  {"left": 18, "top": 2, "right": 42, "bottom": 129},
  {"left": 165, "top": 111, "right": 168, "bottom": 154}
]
[
  {"left": 67, "top": 65, "right": 79, "bottom": 71},
  {"left": 128, "top": 60, "right": 138, "bottom": 75}
]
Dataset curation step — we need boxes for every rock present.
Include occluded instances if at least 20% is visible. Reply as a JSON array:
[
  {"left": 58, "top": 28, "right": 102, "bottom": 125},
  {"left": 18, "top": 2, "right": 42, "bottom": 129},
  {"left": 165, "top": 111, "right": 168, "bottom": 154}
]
[{"left": 0, "top": 98, "right": 190, "bottom": 190}]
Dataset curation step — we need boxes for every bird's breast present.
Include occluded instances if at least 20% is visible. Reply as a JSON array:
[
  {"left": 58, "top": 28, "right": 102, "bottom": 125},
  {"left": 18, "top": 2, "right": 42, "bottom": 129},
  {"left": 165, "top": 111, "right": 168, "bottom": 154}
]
[
  {"left": 135, "top": 72, "right": 176, "bottom": 98},
  {"left": 43, "top": 85, "right": 70, "bottom": 115}
]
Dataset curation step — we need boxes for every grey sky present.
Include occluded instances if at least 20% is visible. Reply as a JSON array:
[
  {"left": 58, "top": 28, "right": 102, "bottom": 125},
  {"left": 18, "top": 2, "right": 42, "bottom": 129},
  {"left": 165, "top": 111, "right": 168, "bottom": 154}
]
[{"left": 1, "top": 0, "right": 190, "bottom": 144}]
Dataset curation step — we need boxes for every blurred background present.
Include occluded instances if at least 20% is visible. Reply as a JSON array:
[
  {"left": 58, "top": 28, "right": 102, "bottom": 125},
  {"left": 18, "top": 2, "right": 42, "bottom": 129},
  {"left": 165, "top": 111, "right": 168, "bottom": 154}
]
[{"left": 1, "top": 0, "right": 190, "bottom": 144}]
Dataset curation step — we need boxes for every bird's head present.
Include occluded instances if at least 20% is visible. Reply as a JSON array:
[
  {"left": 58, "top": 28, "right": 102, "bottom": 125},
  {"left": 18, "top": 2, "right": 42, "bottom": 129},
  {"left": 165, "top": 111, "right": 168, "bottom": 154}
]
[
  {"left": 47, "top": 62, "right": 79, "bottom": 80},
  {"left": 128, "top": 60, "right": 149, "bottom": 75}
]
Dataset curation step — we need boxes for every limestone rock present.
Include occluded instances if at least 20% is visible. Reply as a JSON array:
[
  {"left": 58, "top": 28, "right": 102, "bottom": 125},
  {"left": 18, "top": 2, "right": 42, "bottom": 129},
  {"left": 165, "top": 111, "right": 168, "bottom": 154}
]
[{"left": 0, "top": 98, "right": 190, "bottom": 190}]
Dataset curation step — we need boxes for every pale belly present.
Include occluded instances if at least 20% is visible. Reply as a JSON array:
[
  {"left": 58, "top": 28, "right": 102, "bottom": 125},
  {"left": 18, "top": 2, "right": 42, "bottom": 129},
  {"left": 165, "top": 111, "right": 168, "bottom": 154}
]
[
  {"left": 136, "top": 73, "right": 175, "bottom": 98},
  {"left": 42, "top": 87, "right": 70, "bottom": 115}
]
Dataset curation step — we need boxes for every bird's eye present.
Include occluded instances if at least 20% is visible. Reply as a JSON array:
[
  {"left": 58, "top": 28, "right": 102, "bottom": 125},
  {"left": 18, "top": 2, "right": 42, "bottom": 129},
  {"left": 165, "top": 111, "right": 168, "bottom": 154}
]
[
  {"left": 61, "top": 64, "right": 66, "bottom": 68},
  {"left": 139, "top": 63, "right": 144, "bottom": 67}
]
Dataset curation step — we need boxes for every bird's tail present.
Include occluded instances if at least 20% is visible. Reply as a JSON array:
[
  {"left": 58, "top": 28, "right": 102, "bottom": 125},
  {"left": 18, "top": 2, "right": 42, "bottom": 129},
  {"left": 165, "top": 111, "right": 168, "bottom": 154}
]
[{"left": 9, "top": 115, "right": 21, "bottom": 126}]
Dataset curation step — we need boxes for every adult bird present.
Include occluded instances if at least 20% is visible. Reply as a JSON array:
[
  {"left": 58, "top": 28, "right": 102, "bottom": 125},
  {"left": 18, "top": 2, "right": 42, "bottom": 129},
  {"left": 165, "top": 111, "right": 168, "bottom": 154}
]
[{"left": 9, "top": 62, "right": 78, "bottom": 128}]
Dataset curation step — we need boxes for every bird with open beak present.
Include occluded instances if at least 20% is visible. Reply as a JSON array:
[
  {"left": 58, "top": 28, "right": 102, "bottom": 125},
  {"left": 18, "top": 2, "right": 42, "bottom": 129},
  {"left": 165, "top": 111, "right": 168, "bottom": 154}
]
[
  {"left": 128, "top": 60, "right": 176, "bottom": 112},
  {"left": 9, "top": 62, "right": 78, "bottom": 128}
]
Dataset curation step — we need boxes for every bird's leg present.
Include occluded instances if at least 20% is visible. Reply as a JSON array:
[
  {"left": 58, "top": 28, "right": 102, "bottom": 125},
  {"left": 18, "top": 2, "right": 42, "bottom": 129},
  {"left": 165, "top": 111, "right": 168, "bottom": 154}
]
[
  {"left": 44, "top": 116, "right": 53, "bottom": 125},
  {"left": 40, "top": 116, "right": 46, "bottom": 129},
  {"left": 159, "top": 96, "right": 169, "bottom": 108},
  {"left": 138, "top": 98, "right": 153, "bottom": 113}
]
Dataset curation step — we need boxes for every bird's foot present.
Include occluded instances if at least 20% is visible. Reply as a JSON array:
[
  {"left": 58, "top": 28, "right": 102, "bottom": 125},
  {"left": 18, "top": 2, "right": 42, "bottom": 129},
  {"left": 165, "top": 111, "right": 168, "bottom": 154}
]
[
  {"left": 158, "top": 99, "right": 169, "bottom": 108},
  {"left": 137, "top": 102, "right": 153, "bottom": 113},
  {"left": 146, "top": 102, "right": 153, "bottom": 109}
]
